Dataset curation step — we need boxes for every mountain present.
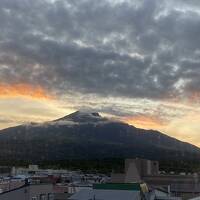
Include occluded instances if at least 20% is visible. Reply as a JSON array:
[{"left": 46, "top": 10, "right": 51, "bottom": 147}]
[
  {"left": 0, "top": 111, "right": 200, "bottom": 162},
  {"left": 54, "top": 111, "right": 107, "bottom": 123}
]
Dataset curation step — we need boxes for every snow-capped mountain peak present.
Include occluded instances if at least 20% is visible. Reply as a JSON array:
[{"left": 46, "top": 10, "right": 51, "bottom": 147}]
[{"left": 54, "top": 111, "right": 107, "bottom": 123}]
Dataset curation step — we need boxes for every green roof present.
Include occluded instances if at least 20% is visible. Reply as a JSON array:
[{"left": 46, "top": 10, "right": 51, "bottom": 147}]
[{"left": 93, "top": 183, "right": 141, "bottom": 191}]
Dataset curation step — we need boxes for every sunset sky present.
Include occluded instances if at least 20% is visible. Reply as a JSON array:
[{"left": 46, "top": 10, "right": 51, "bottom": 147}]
[{"left": 1, "top": 0, "right": 200, "bottom": 146}]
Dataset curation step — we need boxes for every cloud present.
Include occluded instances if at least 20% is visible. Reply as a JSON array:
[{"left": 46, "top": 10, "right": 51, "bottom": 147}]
[
  {"left": 0, "top": 0, "right": 200, "bottom": 102},
  {"left": 125, "top": 114, "right": 166, "bottom": 130},
  {"left": 0, "top": 83, "right": 53, "bottom": 100},
  {"left": 2, "top": 0, "right": 200, "bottom": 146},
  {"left": 0, "top": 117, "right": 15, "bottom": 124}
]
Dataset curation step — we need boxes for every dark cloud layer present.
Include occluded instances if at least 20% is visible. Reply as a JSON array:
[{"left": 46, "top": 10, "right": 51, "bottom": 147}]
[{"left": 0, "top": 0, "right": 200, "bottom": 100}]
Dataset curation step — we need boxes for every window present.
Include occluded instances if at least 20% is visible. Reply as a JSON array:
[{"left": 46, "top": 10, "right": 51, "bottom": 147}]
[{"left": 32, "top": 197, "right": 37, "bottom": 200}]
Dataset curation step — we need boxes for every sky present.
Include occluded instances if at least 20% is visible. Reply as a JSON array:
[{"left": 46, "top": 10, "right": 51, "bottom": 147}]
[{"left": 1, "top": 0, "right": 200, "bottom": 146}]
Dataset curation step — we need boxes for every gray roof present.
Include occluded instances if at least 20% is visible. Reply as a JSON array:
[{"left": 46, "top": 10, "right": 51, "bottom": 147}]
[
  {"left": 69, "top": 188, "right": 140, "bottom": 200},
  {"left": 189, "top": 197, "right": 200, "bottom": 200}
]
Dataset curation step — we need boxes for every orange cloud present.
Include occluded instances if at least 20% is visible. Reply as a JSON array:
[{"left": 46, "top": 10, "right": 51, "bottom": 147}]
[
  {"left": 124, "top": 115, "right": 166, "bottom": 131},
  {"left": 0, "top": 83, "right": 53, "bottom": 100}
]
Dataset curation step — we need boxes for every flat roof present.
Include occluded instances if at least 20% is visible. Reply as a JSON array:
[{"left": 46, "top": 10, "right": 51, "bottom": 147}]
[
  {"left": 69, "top": 188, "right": 140, "bottom": 200},
  {"left": 93, "top": 183, "right": 141, "bottom": 191}
]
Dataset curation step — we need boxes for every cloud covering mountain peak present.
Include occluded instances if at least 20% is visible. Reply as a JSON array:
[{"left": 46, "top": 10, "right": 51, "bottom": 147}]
[{"left": 54, "top": 110, "right": 107, "bottom": 123}]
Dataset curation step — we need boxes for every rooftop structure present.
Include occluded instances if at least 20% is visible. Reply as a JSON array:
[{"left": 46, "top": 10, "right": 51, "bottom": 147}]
[
  {"left": 69, "top": 183, "right": 142, "bottom": 200},
  {"left": 111, "top": 159, "right": 200, "bottom": 200},
  {"left": 111, "top": 158, "right": 159, "bottom": 183},
  {"left": 69, "top": 182, "right": 181, "bottom": 200}
]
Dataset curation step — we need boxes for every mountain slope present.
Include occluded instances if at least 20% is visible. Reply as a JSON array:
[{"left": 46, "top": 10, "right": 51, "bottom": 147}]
[{"left": 0, "top": 111, "right": 199, "bottom": 161}]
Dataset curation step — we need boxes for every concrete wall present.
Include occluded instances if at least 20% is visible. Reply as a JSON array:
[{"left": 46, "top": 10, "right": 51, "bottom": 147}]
[
  {"left": 110, "top": 173, "right": 125, "bottom": 183},
  {"left": 125, "top": 161, "right": 141, "bottom": 182},
  {"left": 143, "top": 174, "right": 199, "bottom": 185},
  {"left": 125, "top": 159, "right": 159, "bottom": 177}
]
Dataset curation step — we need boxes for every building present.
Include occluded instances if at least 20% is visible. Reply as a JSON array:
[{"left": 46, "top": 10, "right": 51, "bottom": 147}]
[
  {"left": 111, "top": 158, "right": 159, "bottom": 183},
  {"left": 69, "top": 183, "right": 143, "bottom": 200},
  {"left": 69, "top": 182, "right": 181, "bottom": 200},
  {"left": 111, "top": 159, "right": 200, "bottom": 200},
  {"left": 0, "top": 182, "right": 54, "bottom": 200},
  {"left": 11, "top": 165, "right": 69, "bottom": 177}
]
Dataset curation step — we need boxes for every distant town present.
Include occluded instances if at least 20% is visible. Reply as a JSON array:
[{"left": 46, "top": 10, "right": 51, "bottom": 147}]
[{"left": 0, "top": 158, "right": 199, "bottom": 200}]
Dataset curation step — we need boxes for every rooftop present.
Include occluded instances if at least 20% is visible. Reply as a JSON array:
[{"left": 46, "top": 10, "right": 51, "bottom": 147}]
[{"left": 93, "top": 183, "right": 142, "bottom": 191}]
